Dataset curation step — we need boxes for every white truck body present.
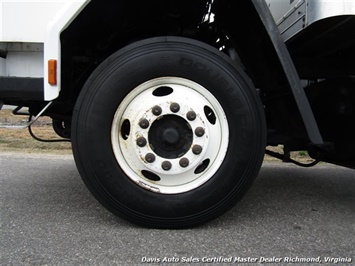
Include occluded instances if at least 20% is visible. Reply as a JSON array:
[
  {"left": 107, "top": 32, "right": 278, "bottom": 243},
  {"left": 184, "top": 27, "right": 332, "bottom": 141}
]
[
  {"left": 1, "top": 1, "right": 67, "bottom": 42},
  {"left": 266, "top": 0, "right": 355, "bottom": 41},
  {"left": 0, "top": 0, "right": 88, "bottom": 100},
  {"left": 1, "top": 0, "right": 355, "bottom": 100}
]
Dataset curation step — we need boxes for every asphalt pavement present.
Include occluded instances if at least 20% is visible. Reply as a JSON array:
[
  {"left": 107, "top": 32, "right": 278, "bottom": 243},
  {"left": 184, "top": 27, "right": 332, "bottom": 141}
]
[{"left": 0, "top": 152, "right": 354, "bottom": 265}]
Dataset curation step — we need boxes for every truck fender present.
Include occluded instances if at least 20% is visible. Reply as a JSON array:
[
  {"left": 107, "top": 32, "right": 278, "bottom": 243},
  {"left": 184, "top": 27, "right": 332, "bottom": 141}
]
[{"left": 44, "top": 0, "right": 89, "bottom": 101}]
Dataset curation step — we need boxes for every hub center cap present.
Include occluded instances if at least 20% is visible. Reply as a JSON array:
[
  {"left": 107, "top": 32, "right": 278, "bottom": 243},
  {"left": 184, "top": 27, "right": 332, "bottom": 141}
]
[
  {"left": 149, "top": 115, "right": 193, "bottom": 159},
  {"left": 162, "top": 128, "right": 180, "bottom": 145}
]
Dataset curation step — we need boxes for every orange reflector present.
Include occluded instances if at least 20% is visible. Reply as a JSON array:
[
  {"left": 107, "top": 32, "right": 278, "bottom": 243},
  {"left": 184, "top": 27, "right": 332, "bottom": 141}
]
[{"left": 48, "top": 59, "right": 57, "bottom": 85}]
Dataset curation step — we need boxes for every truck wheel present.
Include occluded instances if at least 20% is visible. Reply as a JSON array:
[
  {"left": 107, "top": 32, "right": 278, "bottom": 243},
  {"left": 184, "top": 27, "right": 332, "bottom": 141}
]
[{"left": 72, "top": 37, "right": 266, "bottom": 228}]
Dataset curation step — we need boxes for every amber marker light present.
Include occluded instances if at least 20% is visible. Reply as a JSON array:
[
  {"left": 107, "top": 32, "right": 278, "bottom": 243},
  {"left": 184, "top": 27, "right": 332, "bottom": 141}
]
[{"left": 48, "top": 59, "right": 57, "bottom": 85}]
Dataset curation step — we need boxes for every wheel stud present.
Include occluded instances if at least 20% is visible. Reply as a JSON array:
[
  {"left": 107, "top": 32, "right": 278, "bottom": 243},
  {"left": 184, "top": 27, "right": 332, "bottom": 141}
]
[
  {"left": 187, "top": 111, "right": 196, "bottom": 121},
  {"left": 195, "top": 127, "right": 205, "bottom": 137},
  {"left": 139, "top": 119, "right": 150, "bottom": 129},
  {"left": 162, "top": 161, "right": 172, "bottom": 171},
  {"left": 152, "top": 105, "right": 162, "bottom": 116},
  {"left": 136, "top": 137, "right": 147, "bottom": 147},
  {"left": 179, "top": 158, "right": 189, "bottom": 168},
  {"left": 145, "top": 153, "right": 156, "bottom": 163},
  {"left": 170, "top": 102, "right": 180, "bottom": 113},
  {"left": 192, "top": 145, "right": 203, "bottom": 155}
]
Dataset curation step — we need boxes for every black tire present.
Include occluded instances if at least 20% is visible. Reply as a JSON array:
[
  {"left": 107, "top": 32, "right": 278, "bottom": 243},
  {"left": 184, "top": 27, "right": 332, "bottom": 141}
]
[{"left": 72, "top": 37, "right": 266, "bottom": 228}]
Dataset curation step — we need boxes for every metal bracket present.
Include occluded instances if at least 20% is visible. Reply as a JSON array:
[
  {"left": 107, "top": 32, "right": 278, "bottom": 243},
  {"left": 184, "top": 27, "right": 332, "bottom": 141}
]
[
  {"left": 251, "top": 0, "right": 324, "bottom": 145},
  {"left": 0, "top": 101, "right": 53, "bottom": 129}
]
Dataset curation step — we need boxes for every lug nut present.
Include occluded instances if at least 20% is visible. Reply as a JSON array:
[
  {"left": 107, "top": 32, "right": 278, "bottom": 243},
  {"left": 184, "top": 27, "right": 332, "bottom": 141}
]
[
  {"left": 187, "top": 111, "right": 196, "bottom": 121},
  {"left": 170, "top": 102, "right": 180, "bottom": 113},
  {"left": 192, "top": 145, "right": 203, "bottom": 155},
  {"left": 152, "top": 105, "right": 162, "bottom": 116},
  {"left": 179, "top": 158, "right": 189, "bottom": 168},
  {"left": 136, "top": 137, "right": 147, "bottom": 147},
  {"left": 145, "top": 153, "right": 156, "bottom": 163},
  {"left": 139, "top": 119, "right": 150, "bottom": 129},
  {"left": 162, "top": 161, "right": 172, "bottom": 171},
  {"left": 195, "top": 127, "right": 205, "bottom": 137}
]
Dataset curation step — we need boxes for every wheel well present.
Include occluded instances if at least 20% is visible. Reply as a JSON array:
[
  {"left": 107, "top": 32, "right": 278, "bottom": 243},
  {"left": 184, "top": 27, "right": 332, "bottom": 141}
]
[
  {"left": 58, "top": 0, "right": 308, "bottom": 145},
  {"left": 59, "top": 0, "right": 212, "bottom": 105}
]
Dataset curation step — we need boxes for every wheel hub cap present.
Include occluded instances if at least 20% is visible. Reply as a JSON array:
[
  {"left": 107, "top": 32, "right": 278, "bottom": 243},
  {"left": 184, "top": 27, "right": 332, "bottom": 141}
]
[
  {"left": 149, "top": 115, "right": 193, "bottom": 159},
  {"left": 162, "top": 128, "right": 180, "bottom": 145}
]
